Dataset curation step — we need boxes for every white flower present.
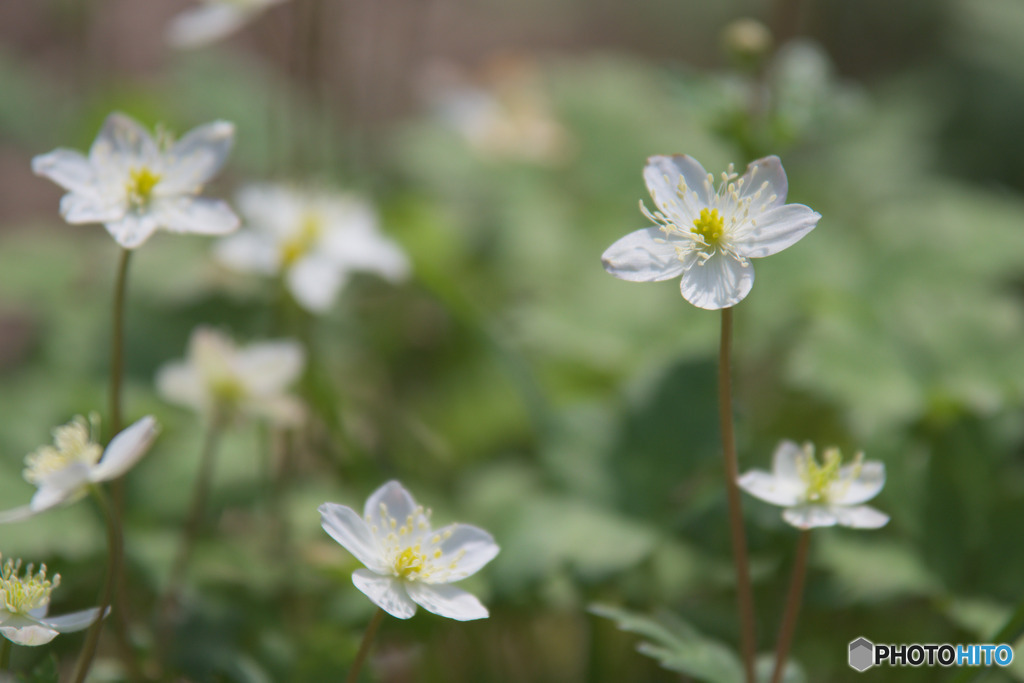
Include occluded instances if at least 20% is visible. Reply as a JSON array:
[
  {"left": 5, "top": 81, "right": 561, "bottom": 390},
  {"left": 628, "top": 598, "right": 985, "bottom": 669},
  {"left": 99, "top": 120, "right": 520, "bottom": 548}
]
[
  {"left": 0, "top": 556, "right": 105, "bottom": 646},
  {"left": 738, "top": 441, "right": 889, "bottom": 529},
  {"left": 319, "top": 481, "right": 499, "bottom": 621},
  {"left": 167, "top": 0, "right": 288, "bottom": 49},
  {"left": 214, "top": 183, "right": 409, "bottom": 313},
  {"left": 602, "top": 155, "right": 821, "bottom": 309},
  {"left": 156, "top": 327, "right": 305, "bottom": 425},
  {"left": 0, "top": 416, "right": 159, "bottom": 524},
  {"left": 32, "top": 112, "right": 239, "bottom": 249}
]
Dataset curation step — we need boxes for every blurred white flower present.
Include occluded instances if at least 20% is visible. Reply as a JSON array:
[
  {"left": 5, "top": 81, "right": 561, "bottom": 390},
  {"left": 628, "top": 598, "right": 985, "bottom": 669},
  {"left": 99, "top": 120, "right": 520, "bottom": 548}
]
[
  {"left": 0, "top": 416, "right": 158, "bottom": 524},
  {"left": 319, "top": 481, "right": 499, "bottom": 621},
  {"left": 0, "top": 556, "right": 105, "bottom": 646},
  {"left": 167, "top": 0, "right": 288, "bottom": 49},
  {"left": 602, "top": 155, "right": 820, "bottom": 309},
  {"left": 156, "top": 327, "right": 305, "bottom": 425},
  {"left": 738, "top": 441, "right": 889, "bottom": 529},
  {"left": 32, "top": 112, "right": 238, "bottom": 249},
  {"left": 215, "top": 184, "right": 409, "bottom": 313}
]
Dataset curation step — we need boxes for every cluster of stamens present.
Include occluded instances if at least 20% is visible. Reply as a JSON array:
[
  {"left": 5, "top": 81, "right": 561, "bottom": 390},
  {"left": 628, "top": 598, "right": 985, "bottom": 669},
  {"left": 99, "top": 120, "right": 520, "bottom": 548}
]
[
  {"left": 0, "top": 555, "right": 59, "bottom": 615},
  {"left": 23, "top": 415, "right": 102, "bottom": 485},
  {"left": 280, "top": 212, "right": 324, "bottom": 267},
  {"left": 640, "top": 161, "right": 778, "bottom": 266},
  {"left": 126, "top": 167, "right": 162, "bottom": 208},
  {"left": 796, "top": 444, "right": 862, "bottom": 503},
  {"left": 367, "top": 503, "right": 466, "bottom": 582}
]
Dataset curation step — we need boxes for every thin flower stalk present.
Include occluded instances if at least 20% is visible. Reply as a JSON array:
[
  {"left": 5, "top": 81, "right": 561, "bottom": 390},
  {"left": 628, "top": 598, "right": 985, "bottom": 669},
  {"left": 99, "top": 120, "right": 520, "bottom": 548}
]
[
  {"left": 770, "top": 530, "right": 811, "bottom": 683},
  {"left": 345, "top": 608, "right": 384, "bottom": 683}
]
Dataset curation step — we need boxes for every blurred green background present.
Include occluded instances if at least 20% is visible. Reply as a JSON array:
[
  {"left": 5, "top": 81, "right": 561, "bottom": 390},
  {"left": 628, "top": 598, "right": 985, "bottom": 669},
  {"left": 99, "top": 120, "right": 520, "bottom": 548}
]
[{"left": 2, "top": 0, "right": 1024, "bottom": 681}]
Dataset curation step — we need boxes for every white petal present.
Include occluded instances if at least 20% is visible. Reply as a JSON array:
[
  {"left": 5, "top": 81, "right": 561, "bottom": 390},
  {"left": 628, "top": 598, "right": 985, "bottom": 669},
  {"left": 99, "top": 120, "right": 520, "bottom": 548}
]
[
  {"left": 151, "top": 197, "right": 240, "bottom": 236},
  {"left": 771, "top": 441, "right": 805, "bottom": 483},
  {"left": 324, "top": 228, "right": 410, "bottom": 283},
  {"left": 104, "top": 212, "right": 160, "bottom": 249},
  {"left": 643, "top": 155, "right": 711, "bottom": 222},
  {"left": 601, "top": 227, "right": 685, "bottom": 282},
  {"left": 286, "top": 257, "right": 346, "bottom": 313},
  {"left": 423, "top": 524, "right": 499, "bottom": 583},
  {"left": 0, "top": 505, "right": 36, "bottom": 524},
  {"left": 155, "top": 362, "right": 207, "bottom": 412},
  {"left": 737, "top": 470, "right": 801, "bottom": 507},
  {"left": 89, "top": 113, "right": 159, "bottom": 170},
  {"left": 89, "top": 416, "right": 159, "bottom": 483},
  {"left": 832, "top": 505, "right": 889, "bottom": 529},
  {"left": 735, "top": 156, "right": 788, "bottom": 213},
  {"left": 214, "top": 232, "right": 280, "bottom": 275},
  {"left": 351, "top": 569, "right": 417, "bottom": 619},
  {"left": 405, "top": 582, "right": 489, "bottom": 621},
  {"left": 30, "top": 463, "right": 91, "bottom": 512},
  {"left": 245, "top": 395, "right": 305, "bottom": 426},
  {"left": 60, "top": 193, "right": 124, "bottom": 225},
  {"left": 832, "top": 461, "right": 885, "bottom": 505},
  {"left": 31, "top": 149, "right": 96, "bottom": 195},
  {"left": 235, "top": 340, "right": 305, "bottom": 397},
  {"left": 733, "top": 204, "right": 820, "bottom": 259},
  {"left": 782, "top": 505, "right": 838, "bottom": 529},
  {"left": 38, "top": 607, "right": 105, "bottom": 633},
  {"left": 319, "top": 503, "right": 389, "bottom": 573},
  {"left": 235, "top": 184, "right": 304, "bottom": 238},
  {"left": 678, "top": 252, "right": 754, "bottom": 309},
  {"left": 363, "top": 481, "right": 427, "bottom": 542},
  {"left": 166, "top": 4, "right": 251, "bottom": 49},
  {"left": 159, "top": 121, "right": 235, "bottom": 194},
  {"left": 0, "top": 615, "right": 59, "bottom": 646}
]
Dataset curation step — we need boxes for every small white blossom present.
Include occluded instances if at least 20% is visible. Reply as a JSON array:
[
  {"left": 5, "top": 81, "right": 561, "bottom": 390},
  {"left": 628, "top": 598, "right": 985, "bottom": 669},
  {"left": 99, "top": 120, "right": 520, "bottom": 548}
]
[
  {"left": 319, "top": 481, "right": 499, "bottom": 621},
  {"left": 156, "top": 326, "right": 305, "bottom": 425},
  {"left": 167, "top": 0, "right": 288, "bottom": 49},
  {"left": 32, "top": 112, "right": 239, "bottom": 249},
  {"left": 0, "top": 556, "right": 105, "bottom": 646},
  {"left": 602, "top": 155, "right": 820, "bottom": 309},
  {"left": 738, "top": 441, "right": 889, "bottom": 529},
  {"left": 0, "top": 416, "right": 158, "bottom": 524},
  {"left": 214, "top": 183, "right": 409, "bottom": 313}
]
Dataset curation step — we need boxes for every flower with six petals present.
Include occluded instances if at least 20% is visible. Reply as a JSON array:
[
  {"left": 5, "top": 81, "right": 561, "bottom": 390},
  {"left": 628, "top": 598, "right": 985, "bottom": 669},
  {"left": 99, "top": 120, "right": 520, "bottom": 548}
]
[
  {"left": 0, "top": 415, "right": 159, "bottom": 524},
  {"left": 738, "top": 440, "right": 889, "bottom": 529},
  {"left": 32, "top": 112, "right": 239, "bottom": 249},
  {"left": 602, "top": 155, "right": 820, "bottom": 309},
  {"left": 319, "top": 481, "right": 499, "bottom": 621}
]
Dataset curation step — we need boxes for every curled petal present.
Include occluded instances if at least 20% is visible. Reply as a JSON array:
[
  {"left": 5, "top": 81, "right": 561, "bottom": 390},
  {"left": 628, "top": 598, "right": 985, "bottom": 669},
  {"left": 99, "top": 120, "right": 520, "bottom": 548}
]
[
  {"left": 319, "top": 503, "right": 388, "bottom": 573},
  {"left": 38, "top": 607, "right": 106, "bottom": 633},
  {"left": 733, "top": 203, "right": 820, "bottom": 259},
  {"left": 643, "top": 154, "right": 711, "bottom": 222},
  {"left": 405, "top": 582, "right": 489, "bottom": 621},
  {"left": 90, "top": 416, "right": 159, "bottom": 483},
  {"left": 0, "top": 615, "right": 59, "bottom": 646},
  {"left": 737, "top": 470, "right": 802, "bottom": 507},
  {"left": 601, "top": 227, "right": 684, "bottom": 283},
  {"left": 351, "top": 569, "right": 417, "bottom": 619},
  {"left": 423, "top": 524, "right": 499, "bottom": 583},
  {"left": 679, "top": 252, "right": 754, "bottom": 310}
]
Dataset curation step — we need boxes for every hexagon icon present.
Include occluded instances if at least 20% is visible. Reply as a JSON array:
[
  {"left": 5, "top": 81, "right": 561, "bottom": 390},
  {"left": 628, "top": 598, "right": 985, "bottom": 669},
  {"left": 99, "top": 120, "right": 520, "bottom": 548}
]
[{"left": 849, "top": 637, "right": 874, "bottom": 672}]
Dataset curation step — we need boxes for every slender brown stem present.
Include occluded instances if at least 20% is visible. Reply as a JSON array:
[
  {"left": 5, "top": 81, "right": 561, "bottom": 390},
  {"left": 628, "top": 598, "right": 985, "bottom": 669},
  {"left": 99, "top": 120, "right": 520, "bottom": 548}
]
[
  {"left": 770, "top": 531, "right": 811, "bottom": 683},
  {"left": 72, "top": 486, "right": 123, "bottom": 683},
  {"left": 346, "top": 608, "right": 385, "bottom": 683},
  {"left": 109, "top": 248, "right": 131, "bottom": 439},
  {"left": 718, "top": 307, "right": 756, "bottom": 683}
]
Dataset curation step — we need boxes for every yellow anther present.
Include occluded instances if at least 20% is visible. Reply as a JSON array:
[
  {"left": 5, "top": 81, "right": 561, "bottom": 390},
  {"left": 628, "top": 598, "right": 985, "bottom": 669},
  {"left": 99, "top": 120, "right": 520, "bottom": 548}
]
[
  {"left": 126, "top": 167, "right": 161, "bottom": 207},
  {"left": 691, "top": 208, "right": 725, "bottom": 248},
  {"left": 394, "top": 546, "right": 426, "bottom": 579},
  {"left": 798, "top": 445, "right": 858, "bottom": 503},
  {"left": 280, "top": 212, "right": 323, "bottom": 267},
  {"left": 0, "top": 557, "right": 59, "bottom": 615}
]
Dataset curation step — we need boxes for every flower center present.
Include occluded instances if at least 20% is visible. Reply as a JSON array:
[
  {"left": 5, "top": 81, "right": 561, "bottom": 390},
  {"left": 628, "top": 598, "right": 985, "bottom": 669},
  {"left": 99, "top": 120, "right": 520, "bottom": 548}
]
[
  {"left": 23, "top": 416, "right": 102, "bottom": 486},
  {"left": 0, "top": 557, "right": 59, "bottom": 615},
  {"left": 126, "top": 167, "right": 162, "bottom": 208},
  {"left": 691, "top": 208, "right": 725, "bottom": 248},
  {"left": 280, "top": 212, "right": 323, "bottom": 267},
  {"left": 798, "top": 446, "right": 859, "bottom": 503},
  {"left": 393, "top": 546, "right": 428, "bottom": 579},
  {"left": 209, "top": 375, "right": 247, "bottom": 408}
]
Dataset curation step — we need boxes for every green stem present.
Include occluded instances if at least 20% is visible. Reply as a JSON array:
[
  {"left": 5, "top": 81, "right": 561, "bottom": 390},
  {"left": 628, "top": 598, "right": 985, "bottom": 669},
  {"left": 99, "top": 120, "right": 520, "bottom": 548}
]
[
  {"left": 346, "top": 608, "right": 385, "bottom": 683},
  {"left": 109, "top": 248, "right": 131, "bottom": 439},
  {"left": 0, "top": 638, "right": 11, "bottom": 670},
  {"left": 718, "top": 307, "right": 757, "bottom": 683},
  {"left": 770, "top": 530, "right": 811, "bottom": 683},
  {"left": 71, "top": 486, "right": 123, "bottom": 683}
]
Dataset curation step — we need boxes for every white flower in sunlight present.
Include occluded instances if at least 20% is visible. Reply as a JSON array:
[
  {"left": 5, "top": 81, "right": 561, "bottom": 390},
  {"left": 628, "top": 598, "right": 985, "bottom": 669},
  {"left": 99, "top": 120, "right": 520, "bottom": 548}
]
[
  {"left": 0, "top": 556, "right": 105, "bottom": 646},
  {"left": 319, "top": 481, "right": 499, "bottom": 621},
  {"left": 156, "top": 327, "right": 305, "bottom": 424},
  {"left": 601, "top": 155, "right": 821, "bottom": 310},
  {"left": 32, "top": 112, "right": 238, "bottom": 249},
  {"left": 0, "top": 416, "right": 158, "bottom": 524},
  {"left": 167, "top": 0, "right": 288, "bottom": 49},
  {"left": 214, "top": 184, "right": 409, "bottom": 313},
  {"left": 738, "top": 441, "right": 889, "bottom": 529}
]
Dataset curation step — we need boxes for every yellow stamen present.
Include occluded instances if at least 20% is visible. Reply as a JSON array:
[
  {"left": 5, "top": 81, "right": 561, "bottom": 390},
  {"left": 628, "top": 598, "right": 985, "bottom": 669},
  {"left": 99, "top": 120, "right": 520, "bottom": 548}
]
[
  {"left": 0, "top": 556, "right": 60, "bottom": 615},
  {"left": 280, "top": 212, "right": 323, "bottom": 267},
  {"left": 691, "top": 207, "right": 725, "bottom": 247},
  {"left": 126, "top": 167, "right": 161, "bottom": 207}
]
